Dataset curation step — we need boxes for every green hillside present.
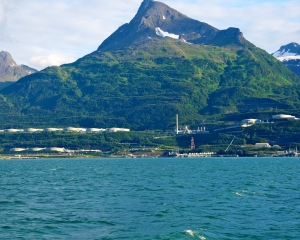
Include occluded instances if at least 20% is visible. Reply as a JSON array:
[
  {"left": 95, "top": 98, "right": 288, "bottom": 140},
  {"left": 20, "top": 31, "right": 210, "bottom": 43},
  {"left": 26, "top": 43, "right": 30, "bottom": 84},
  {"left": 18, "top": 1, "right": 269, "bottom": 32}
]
[{"left": 0, "top": 38, "right": 299, "bottom": 129}]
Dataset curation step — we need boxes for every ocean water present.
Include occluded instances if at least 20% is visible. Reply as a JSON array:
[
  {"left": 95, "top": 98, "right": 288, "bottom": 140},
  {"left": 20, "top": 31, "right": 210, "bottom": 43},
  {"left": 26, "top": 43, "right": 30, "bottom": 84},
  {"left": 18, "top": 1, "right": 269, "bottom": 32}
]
[{"left": 0, "top": 157, "right": 299, "bottom": 240}]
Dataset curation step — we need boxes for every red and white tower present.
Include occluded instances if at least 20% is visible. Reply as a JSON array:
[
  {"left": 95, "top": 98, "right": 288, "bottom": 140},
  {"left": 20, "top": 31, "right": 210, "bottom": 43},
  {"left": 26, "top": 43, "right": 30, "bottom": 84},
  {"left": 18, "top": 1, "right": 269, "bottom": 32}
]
[{"left": 191, "top": 137, "right": 195, "bottom": 150}]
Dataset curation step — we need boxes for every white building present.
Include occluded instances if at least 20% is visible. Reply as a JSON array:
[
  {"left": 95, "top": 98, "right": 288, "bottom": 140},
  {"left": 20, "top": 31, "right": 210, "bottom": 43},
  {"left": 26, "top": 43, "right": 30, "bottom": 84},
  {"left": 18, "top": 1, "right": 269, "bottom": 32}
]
[
  {"left": 255, "top": 143, "right": 271, "bottom": 148},
  {"left": 272, "top": 114, "right": 299, "bottom": 120}
]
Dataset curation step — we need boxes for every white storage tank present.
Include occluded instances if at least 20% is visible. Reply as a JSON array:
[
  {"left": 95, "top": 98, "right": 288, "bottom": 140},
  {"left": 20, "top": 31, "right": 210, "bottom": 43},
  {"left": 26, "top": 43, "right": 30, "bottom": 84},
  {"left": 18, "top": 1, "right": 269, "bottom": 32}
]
[
  {"left": 87, "top": 128, "right": 106, "bottom": 133},
  {"left": 107, "top": 128, "right": 130, "bottom": 133},
  {"left": 78, "top": 128, "right": 87, "bottom": 133},
  {"left": 28, "top": 148, "right": 45, "bottom": 152},
  {"left": 5, "top": 129, "right": 22, "bottom": 133},
  {"left": 47, "top": 147, "right": 65, "bottom": 152},
  {"left": 120, "top": 128, "right": 130, "bottom": 132},
  {"left": 24, "top": 128, "right": 43, "bottom": 133},
  {"left": 10, "top": 148, "right": 26, "bottom": 152},
  {"left": 44, "top": 128, "right": 63, "bottom": 132},
  {"left": 64, "top": 127, "right": 77, "bottom": 132},
  {"left": 64, "top": 127, "right": 86, "bottom": 132}
]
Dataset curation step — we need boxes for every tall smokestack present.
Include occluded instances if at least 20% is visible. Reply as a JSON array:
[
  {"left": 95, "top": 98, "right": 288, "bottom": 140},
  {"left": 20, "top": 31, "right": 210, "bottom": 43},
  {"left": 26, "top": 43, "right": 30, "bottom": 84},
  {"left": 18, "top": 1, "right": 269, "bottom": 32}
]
[{"left": 176, "top": 114, "right": 179, "bottom": 134}]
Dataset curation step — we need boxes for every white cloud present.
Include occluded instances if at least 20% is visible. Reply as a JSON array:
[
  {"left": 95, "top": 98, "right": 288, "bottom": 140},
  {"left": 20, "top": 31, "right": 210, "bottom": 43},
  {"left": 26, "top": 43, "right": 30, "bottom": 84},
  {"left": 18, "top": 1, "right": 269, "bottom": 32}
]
[
  {"left": 1, "top": 0, "right": 143, "bottom": 69},
  {"left": 29, "top": 54, "right": 76, "bottom": 70},
  {"left": 0, "top": 0, "right": 17, "bottom": 40}
]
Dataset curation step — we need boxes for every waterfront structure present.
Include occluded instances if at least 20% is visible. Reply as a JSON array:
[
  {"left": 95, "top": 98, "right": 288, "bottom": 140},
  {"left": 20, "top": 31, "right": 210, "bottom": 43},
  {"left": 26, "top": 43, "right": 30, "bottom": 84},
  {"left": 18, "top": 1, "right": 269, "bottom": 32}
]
[{"left": 168, "top": 152, "right": 214, "bottom": 157}]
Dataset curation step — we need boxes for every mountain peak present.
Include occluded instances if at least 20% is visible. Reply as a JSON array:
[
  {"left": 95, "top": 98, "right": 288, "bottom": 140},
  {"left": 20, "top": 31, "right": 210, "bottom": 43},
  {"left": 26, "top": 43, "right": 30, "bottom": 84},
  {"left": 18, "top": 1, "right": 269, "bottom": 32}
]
[
  {"left": 278, "top": 42, "right": 300, "bottom": 53},
  {"left": 272, "top": 42, "right": 300, "bottom": 78},
  {"left": 97, "top": 0, "right": 248, "bottom": 52},
  {"left": 132, "top": 0, "right": 190, "bottom": 31},
  {"left": 0, "top": 51, "right": 17, "bottom": 68},
  {"left": 272, "top": 42, "right": 300, "bottom": 61},
  {"left": 97, "top": 0, "right": 218, "bottom": 52},
  {"left": 0, "top": 50, "right": 37, "bottom": 83},
  {"left": 140, "top": 0, "right": 154, "bottom": 8}
]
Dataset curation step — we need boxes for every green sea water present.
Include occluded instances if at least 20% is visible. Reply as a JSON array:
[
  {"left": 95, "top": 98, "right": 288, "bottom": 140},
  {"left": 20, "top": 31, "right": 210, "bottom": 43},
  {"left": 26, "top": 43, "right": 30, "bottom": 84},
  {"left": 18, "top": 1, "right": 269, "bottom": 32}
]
[{"left": 0, "top": 158, "right": 299, "bottom": 239}]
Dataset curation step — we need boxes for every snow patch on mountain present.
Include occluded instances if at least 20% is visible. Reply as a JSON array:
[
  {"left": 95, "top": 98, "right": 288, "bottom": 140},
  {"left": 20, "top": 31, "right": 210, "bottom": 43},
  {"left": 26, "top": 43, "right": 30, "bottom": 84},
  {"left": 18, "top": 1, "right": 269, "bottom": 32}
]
[
  {"left": 272, "top": 49, "right": 300, "bottom": 62},
  {"left": 277, "top": 56, "right": 300, "bottom": 62},
  {"left": 273, "top": 50, "right": 298, "bottom": 58},
  {"left": 272, "top": 42, "right": 300, "bottom": 62},
  {"left": 182, "top": 39, "right": 193, "bottom": 45},
  {"left": 155, "top": 27, "right": 179, "bottom": 39},
  {"left": 163, "top": 15, "right": 166, "bottom": 20}
]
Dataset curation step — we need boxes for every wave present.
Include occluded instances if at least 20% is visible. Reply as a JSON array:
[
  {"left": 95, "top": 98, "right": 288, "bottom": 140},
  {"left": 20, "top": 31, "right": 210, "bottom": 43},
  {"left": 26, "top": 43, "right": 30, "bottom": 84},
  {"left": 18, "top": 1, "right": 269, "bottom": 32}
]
[{"left": 184, "top": 230, "right": 206, "bottom": 239}]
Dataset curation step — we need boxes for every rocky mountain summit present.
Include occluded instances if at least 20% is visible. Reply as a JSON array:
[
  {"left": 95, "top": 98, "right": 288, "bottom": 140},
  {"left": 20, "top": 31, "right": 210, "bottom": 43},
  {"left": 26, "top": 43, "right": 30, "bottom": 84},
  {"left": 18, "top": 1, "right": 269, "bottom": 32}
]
[
  {"left": 0, "top": 51, "right": 37, "bottom": 83},
  {"left": 98, "top": 0, "right": 246, "bottom": 52},
  {"left": 272, "top": 43, "right": 300, "bottom": 77}
]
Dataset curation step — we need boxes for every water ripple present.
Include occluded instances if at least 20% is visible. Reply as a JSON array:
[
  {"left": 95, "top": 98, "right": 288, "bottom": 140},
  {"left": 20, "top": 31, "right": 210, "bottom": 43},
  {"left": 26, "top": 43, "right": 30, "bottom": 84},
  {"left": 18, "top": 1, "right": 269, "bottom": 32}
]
[{"left": 0, "top": 158, "right": 299, "bottom": 239}]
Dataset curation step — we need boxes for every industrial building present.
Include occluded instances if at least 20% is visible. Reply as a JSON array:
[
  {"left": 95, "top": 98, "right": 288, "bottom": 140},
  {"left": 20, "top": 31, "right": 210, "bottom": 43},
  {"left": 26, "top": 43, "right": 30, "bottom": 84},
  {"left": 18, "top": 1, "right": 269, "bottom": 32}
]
[
  {"left": 255, "top": 143, "right": 271, "bottom": 148},
  {"left": 175, "top": 114, "right": 209, "bottom": 134},
  {"left": 242, "top": 119, "right": 261, "bottom": 124}
]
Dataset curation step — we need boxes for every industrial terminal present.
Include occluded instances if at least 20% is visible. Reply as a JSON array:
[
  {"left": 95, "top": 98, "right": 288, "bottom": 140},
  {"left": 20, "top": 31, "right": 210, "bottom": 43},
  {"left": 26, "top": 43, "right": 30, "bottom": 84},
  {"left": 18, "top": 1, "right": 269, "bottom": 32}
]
[{"left": 1, "top": 112, "right": 300, "bottom": 158}]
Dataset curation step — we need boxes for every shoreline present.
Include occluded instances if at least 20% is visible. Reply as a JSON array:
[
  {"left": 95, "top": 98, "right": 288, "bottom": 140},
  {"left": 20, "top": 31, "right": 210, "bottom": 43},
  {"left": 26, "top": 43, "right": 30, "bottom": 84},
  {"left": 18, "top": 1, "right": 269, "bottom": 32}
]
[{"left": 0, "top": 155, "right": 299, "bottom": 160}]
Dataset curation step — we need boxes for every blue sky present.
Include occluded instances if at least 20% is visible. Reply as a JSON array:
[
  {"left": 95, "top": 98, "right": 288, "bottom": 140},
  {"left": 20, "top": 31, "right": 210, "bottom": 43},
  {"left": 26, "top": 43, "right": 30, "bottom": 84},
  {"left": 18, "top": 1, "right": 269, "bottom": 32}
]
[{"left": 0, "top": 0, "right": 299, "bottom": 70}]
